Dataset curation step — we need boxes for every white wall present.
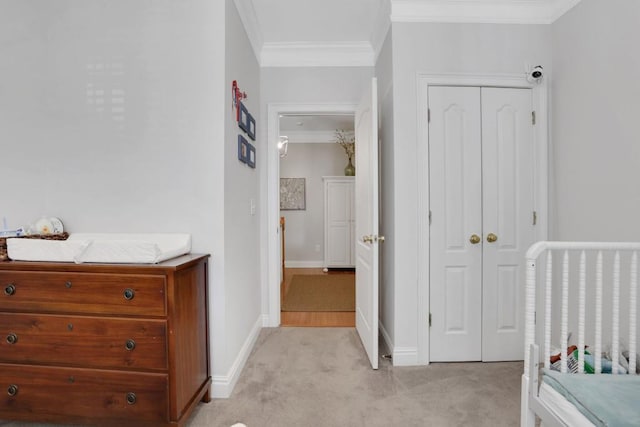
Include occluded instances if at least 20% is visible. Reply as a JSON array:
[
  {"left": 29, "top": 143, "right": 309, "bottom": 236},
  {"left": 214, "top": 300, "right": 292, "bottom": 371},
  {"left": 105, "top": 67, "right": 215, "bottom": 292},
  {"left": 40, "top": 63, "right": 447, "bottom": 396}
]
[
  {"left": 1, "top": 1, "right": 224, "bottom": 241},
  {"left": 375, "top": 28, "right": 396, "bottom": 353},
  {"left": 0, "top": 0, "right": 262, "bottom": 398},
  {"left": 220, "top": 0, "right": 262, "bottom": 397},
  {"left": 279, "top": 143, "right": 347, "bottom": 266},
  {"left": 551, "top": 0, "right": 640, "bottom": 242},
  {"left": 390, "top": 22, "right": 552, "bottom": 362}
]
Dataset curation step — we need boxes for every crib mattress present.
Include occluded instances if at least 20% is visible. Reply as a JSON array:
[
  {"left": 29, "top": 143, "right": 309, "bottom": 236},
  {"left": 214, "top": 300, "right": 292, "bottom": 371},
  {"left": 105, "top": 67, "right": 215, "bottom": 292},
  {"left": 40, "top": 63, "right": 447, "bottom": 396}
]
[
  {"left": 543, "top": 368, "right": 640, "bottom": 427},
  {"left": 7, "top": 233, "right": 191, "bottom": 264}
]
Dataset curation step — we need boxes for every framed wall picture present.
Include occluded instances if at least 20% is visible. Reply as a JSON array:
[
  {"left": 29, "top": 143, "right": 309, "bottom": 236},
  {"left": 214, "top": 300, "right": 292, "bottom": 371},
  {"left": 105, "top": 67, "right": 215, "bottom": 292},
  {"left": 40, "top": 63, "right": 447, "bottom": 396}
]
[
  {"left": 238, "top": 134, "right": 249, "bottom": 163},
  {"left": 247, "top": 113, "right": 256, "bottom": 140},
  {"left": 280, "top": 178, "right": 306, "bottom": 210},
  {"left": 247, "top": 143, "right": 256, "bottom": 168},
  {"left": 238, "top": 102, "right": 250, "bottom": 134}
]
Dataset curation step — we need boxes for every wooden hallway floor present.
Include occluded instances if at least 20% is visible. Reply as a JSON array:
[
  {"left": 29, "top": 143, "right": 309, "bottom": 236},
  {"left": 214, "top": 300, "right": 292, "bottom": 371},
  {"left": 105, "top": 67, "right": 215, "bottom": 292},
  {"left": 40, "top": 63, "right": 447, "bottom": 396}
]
[{"left": 280, "top": 268, "right": 355, "bottom": 327}]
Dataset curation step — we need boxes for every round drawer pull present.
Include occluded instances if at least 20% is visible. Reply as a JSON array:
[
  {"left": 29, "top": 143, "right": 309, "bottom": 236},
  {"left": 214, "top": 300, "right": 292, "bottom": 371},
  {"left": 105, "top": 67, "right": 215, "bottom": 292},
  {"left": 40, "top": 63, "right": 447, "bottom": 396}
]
[
  {"left": 7, "top": 384, "right": 18, "bottom": 397},
  {"left": 123, "top": 288, "right": 135, "bottom": 301},
  {"left": 125, "top": 339, "right": 136, "bottom": 351},
  {"left": 126, "top": 392, "right": 137, "bottom": 405},
  {"left": 4, "top": 284, "right": 16, "bottom": 296},
  {"left": 6, "top": 333, "right": 18, "bottom": 345},
  {"left": 65, "top": 281, "right": 72, "bottom": 289}
]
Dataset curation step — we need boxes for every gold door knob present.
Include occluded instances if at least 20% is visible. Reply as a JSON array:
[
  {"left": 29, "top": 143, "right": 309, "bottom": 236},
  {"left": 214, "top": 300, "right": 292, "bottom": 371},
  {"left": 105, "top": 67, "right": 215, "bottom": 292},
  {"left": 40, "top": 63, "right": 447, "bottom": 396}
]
[
  {"left": 469, "top": 234, "right": 481, "bottom": 244},
  {"left": 377, "top": 235, "right": 385, "bottom": 243},
  {"left": 486, "top": 233, "right": 498, "bottom": 243}
]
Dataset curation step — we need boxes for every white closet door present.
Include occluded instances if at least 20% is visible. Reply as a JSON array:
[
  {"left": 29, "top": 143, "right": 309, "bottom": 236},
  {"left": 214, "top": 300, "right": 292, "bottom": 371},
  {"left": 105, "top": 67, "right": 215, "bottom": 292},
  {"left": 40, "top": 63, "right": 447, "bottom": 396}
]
[
  {"left": 481, "top": 87, "right": 535, "bottom": 361},
  {"left": 324, "top": 179, "right": 354, "bottom": 267},
  {"left": 429, "top": 86, "right": 483, "bottom": 362}
]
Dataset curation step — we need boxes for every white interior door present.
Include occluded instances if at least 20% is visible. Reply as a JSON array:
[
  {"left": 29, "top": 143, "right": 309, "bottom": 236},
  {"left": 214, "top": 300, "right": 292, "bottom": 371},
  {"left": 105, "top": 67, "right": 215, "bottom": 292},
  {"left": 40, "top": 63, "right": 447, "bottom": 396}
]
[
  {"left": 429, "top": 86, "right": 483, "bottom": 362},
  {"left": 325, "top": 179, "right": 353, "bottom": 267},
  {"left": 429, "top": 86, "right": 535, "bottom": 362},
  {"left": 355, "top": 78, "right": 379, "bottom": 369},
  {"left": 481, "top": 87, "right": 535, "bottom": 361}
]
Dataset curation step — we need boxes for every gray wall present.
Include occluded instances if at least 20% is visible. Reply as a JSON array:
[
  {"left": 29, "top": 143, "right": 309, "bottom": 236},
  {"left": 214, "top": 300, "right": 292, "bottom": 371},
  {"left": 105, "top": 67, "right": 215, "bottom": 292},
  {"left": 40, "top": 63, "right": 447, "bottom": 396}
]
[
  {"left": 375, "top": 28, "right": 395, "bottom": 353},
  {"left": 551, "top": 0, "right": 640, "bottom": 241},
  {"left": 389, "top": 22, "right": 552, "bottom": 362},
  {"left": 0, "top": 0, "right": 262, "bottom": 397},
  {"left": 222, "top": 0, "right": 262, "bottom": 395},
  {"left": 279, "top": 143, "right": 347, "bottom": 266}
]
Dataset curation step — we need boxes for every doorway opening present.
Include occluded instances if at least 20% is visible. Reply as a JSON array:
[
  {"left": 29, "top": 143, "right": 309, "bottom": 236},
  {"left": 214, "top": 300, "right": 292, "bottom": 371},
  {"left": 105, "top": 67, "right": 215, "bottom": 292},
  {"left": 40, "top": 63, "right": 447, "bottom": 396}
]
[
  {"left": 266, "top": 80, "right": 380, "bottom": 369},
  {"left": 277, "top": 113, "right": 356, "bottom": 327}
]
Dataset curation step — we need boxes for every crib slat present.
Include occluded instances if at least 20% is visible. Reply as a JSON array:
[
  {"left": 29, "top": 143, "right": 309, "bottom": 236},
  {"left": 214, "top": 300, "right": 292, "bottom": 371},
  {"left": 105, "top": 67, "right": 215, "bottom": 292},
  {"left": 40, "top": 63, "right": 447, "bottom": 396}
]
[
  {"left": 612, "top": 251, "right": 621, "bottom": 374},
  {"left": 561, "top": 250, "right": 570, "bottom": 374},
  {"left": 578, "top": 251, "right": 586, "bottom": 374},
  {"left": 524, "top": 256, "right": 538, "bottom": 378},
  {"left": 595, "top": 251, "right": 603, "bottom": 374},
  {"left": 630, "top": 252, "right": 638, "bottom": 375},
  {"left": 544, "top": 250, "right": 553, "bottom": 370}
]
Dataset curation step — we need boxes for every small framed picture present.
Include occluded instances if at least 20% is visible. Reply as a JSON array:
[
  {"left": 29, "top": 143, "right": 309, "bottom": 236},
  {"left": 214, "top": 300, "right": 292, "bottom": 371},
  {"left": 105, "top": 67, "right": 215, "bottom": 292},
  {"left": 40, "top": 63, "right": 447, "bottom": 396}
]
[
  {"left": 247, "top": 143, "right": 256, "bottom": 168},
  {"left": 247, "top": 113, "right": 256, "bottom": 140},
  {"left": 238, "top": 134, "right": 249, "bottom": 163},
  {"left": 238, "top": 102, "right": 250, "bottom": 134},
  {"left": 280, "top": 178, "right": 305, "bottom": 210}
]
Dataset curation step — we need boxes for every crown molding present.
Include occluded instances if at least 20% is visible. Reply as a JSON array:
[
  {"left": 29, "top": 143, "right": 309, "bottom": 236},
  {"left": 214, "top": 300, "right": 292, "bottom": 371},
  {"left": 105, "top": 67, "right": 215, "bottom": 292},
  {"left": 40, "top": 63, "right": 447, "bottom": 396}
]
[
  {"left": 549, "top": 0, "right": 583, "bottom": 22},
  {"left": 391, "top": 0, "right": 583, "bottom": 24},
  {"left": 371, "top": 0, "right": 392, "bottom": 60},
  {"left": 261, "top": 42, "right": 375, "bottom": 68},
  {"left": 233, "top": 0, "right": 263, "bottom": 62}
]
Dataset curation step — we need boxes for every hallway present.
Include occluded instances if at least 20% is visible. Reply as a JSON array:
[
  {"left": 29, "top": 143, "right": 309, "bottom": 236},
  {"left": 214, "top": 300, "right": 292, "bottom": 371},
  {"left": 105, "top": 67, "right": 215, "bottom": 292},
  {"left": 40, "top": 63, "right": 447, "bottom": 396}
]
[{"left": 280, "top": 268, "right": 355, "bottom": 327}]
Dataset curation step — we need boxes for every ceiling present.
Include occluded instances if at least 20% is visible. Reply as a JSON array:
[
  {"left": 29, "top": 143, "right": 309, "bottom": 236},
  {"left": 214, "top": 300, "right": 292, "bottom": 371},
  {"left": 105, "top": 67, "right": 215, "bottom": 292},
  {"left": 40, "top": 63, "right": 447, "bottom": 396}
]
[
  {"left": 279, "top": 114, "right": 354, "bottom": 143},
  {"left": 280, "top": 114, "right": 354, "bottom": 133},
  {"left": 234, "top": 0, "right": 582, "bottom": 67}
]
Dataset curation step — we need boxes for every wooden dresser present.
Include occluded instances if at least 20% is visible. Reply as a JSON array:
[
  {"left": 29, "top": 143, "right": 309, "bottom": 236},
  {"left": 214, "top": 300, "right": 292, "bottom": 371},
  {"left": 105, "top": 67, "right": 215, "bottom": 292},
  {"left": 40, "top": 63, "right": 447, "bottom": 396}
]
[{"left": 0, "top": 254, "right": 210, "bottom": 426}]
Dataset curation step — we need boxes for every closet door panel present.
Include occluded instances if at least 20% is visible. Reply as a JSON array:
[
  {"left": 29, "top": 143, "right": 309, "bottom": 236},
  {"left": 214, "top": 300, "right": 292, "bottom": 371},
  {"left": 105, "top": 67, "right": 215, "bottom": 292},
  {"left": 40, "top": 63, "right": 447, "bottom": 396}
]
[
  {"left": 324, "top": 178, "right": 355, "bottom": 267},
  {"left": 481, "top": 87, "right": 535, "bottom": 361},
  {"left": 429, "top": 86, "right": 482, "bottom": 362}
]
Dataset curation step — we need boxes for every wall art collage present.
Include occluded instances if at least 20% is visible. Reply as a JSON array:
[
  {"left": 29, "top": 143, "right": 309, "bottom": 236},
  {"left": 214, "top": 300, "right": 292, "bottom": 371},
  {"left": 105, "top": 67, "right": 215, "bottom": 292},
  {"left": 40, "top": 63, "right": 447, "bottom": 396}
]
[{"left": 233, "top": 80, "right": 256, "bottom": 169}]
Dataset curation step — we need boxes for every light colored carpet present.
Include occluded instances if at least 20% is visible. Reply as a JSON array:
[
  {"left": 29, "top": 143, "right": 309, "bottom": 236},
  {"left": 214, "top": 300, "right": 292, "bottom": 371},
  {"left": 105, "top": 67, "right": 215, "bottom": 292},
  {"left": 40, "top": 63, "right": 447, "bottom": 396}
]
[
  {"left": 190, "top": 328, "right": 522, "bottom": 427},
  {"left": 281, "top": 274, "right": 355, "bottom": 312},
  {"left": 1, "top": 328, "right": 523, "bottom": 427}
]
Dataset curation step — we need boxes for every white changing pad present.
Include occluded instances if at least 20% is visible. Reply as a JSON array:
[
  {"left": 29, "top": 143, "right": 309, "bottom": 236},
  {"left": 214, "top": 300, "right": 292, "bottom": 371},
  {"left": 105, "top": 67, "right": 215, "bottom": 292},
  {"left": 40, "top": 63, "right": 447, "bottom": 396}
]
[{"left": 7, "top": 233, "right": 191, "bottom": 264}]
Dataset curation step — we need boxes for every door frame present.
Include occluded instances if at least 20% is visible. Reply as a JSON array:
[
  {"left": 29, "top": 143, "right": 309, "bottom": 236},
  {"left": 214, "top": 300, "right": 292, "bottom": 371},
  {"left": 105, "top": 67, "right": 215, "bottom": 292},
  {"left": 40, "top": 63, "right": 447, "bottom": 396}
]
[
  {"left": 264, "top": 103, "right": 357, "bottom": 327},
  {"left": 416, "top": 73, "right": 549, "bottom": 364}
]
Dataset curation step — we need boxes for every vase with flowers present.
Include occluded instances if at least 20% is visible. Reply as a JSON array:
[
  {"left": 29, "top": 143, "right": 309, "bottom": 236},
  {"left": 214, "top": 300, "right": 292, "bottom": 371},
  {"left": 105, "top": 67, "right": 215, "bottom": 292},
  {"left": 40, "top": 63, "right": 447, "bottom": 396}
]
[{"left": 334, "top": 129, "right": 355, "bottom": 176}]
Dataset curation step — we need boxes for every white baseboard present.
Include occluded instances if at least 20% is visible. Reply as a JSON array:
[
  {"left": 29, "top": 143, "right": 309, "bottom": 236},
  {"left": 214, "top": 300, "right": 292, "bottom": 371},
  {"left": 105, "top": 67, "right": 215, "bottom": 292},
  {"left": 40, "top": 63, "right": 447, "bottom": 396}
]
[
  {"left": 211, "top": 315, "right": 262, "bottom": 398},
  {"left": 284, "top": 260, "right": 324, "bottom": 268},
  {"left": 392, "top": 346, "right": 419, "bottom": 366},
  {"left": 379, "top": 320, "right": 419, "bottom": 366}
]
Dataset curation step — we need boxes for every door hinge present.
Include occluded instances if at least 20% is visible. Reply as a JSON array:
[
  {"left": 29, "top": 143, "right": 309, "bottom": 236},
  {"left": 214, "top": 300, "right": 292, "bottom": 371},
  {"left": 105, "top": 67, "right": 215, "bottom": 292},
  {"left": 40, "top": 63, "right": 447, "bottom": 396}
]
[
  {"left": 429, "top": 210, "right": 432, "bottom": 226},
  {"left": 533, "top": 211, "right": 538, "bottom": 226},
  {"left": 532, "top": 111, "right": 536, "bottom": 125},
  {"left": 429, "top": 313, "right": 432, "bottom": 327},
  {"left": 428, "top": 108, "right": 431, "bottom": 123}
]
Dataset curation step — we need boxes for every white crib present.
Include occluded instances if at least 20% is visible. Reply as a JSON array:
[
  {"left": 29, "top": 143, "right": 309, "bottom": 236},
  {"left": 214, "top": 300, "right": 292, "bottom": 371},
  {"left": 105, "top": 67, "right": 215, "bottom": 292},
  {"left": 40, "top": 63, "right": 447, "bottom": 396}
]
[{"left": 521, "top": 241, "right": 640, "bottom": 427}]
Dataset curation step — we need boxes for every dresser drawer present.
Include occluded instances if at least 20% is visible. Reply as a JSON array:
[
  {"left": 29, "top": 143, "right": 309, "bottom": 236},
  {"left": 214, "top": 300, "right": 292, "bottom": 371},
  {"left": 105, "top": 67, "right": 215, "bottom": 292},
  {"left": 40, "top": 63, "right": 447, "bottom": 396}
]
[
  {"left": 0, "top": 313, "right": 167, "bottom": 370},
  {"left": 0, "top": 364, "right": 168, "bottom": 425},
  {"left": 0, "top": 271, "right": 166, "bottom": 316}
]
